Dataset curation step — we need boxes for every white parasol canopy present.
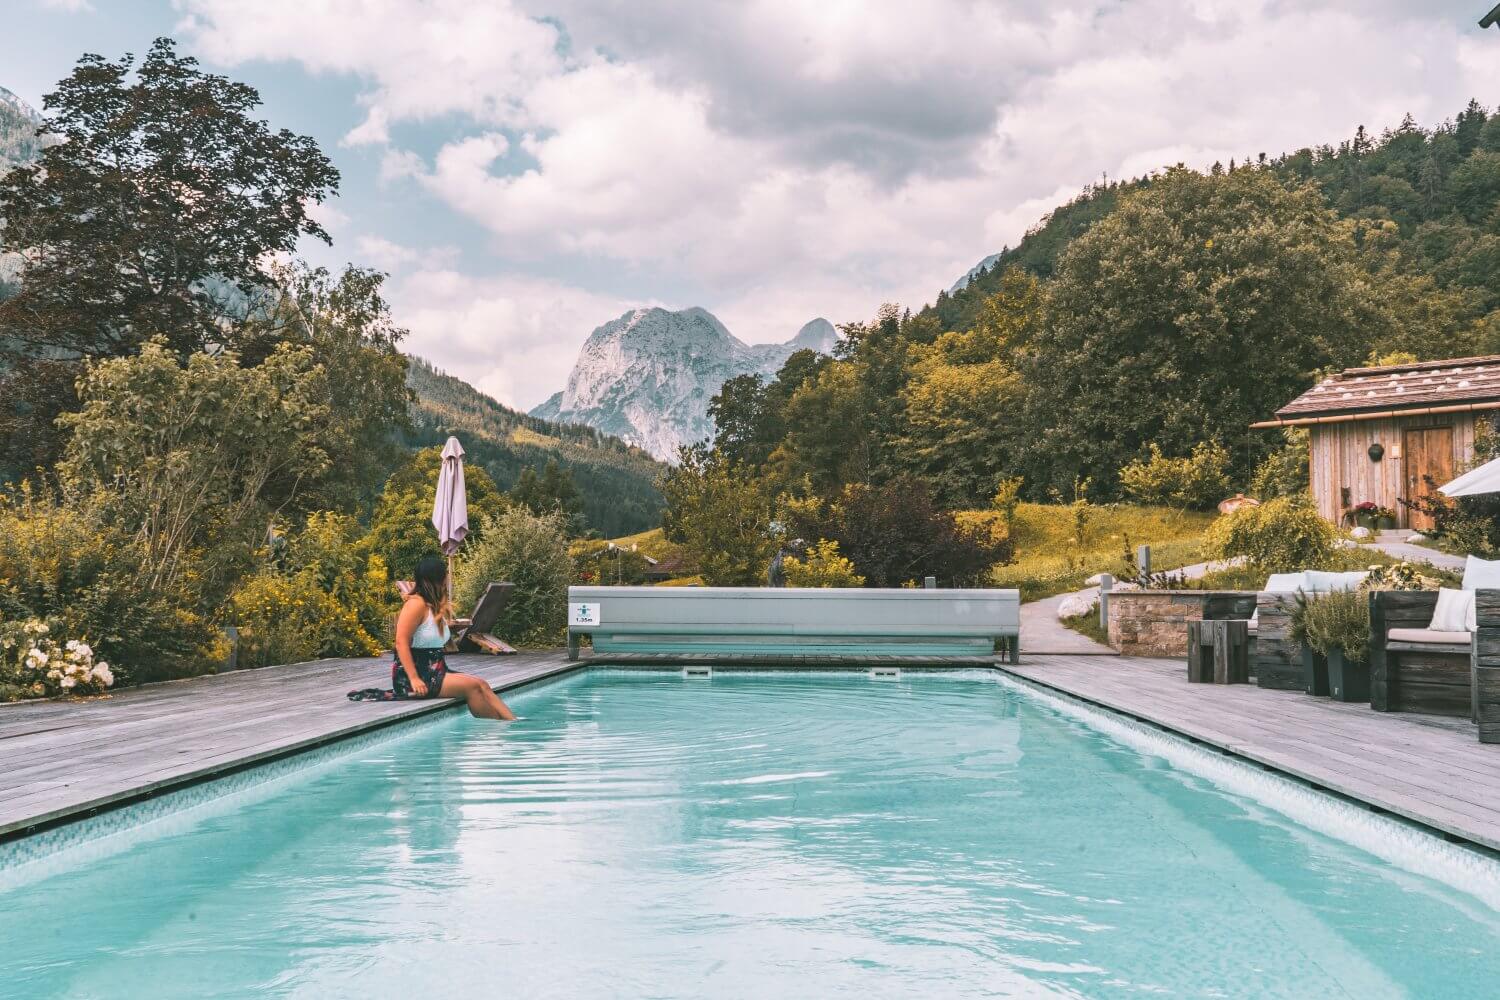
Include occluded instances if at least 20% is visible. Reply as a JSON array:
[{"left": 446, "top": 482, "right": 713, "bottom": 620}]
[
  {"left": 1439, "top": 456, "right": 1500, "bottom": 498},
  {"left": 432, "top": 436, "right": 469, "bottom": 556}
]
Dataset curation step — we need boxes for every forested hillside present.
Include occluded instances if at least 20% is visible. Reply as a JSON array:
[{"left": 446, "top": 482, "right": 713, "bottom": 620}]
[
  {"left": 406, "top": 358, "right": 664, "bottom": 537},
  {"left": 932, "top": 101, "right": 1500, "bottom": 337},
  {"left": 657, "top": 98, "right": 1500, "bottom": 589}
]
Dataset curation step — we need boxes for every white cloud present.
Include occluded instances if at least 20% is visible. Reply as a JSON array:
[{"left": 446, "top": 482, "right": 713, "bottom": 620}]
[
  {"left": 352, "top": 234, "right": 461, "bottom": 271},
  {"left": 38, "top": 0, "right": 93, "bottom": 11},
  {"left": 178, "top": 0, "right": 1500, "bottom": 395},
  {"left": 389, "top": 269, "right": 649, "bottom": 409}
]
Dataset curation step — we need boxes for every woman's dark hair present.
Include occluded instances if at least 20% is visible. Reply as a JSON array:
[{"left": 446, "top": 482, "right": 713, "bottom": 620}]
[{"left": 413, "top": 555, "right": 453, "bottom": 623}]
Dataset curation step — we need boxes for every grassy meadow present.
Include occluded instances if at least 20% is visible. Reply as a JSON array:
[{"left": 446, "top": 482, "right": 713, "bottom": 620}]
[{"left": 968, "top": 502, "right": 1217, "bottom": 602}]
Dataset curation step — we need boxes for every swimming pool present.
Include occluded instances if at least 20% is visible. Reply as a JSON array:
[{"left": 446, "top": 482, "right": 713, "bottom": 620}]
[{"left": 4, "top": 669, "right": 1500, "bottom": 998}]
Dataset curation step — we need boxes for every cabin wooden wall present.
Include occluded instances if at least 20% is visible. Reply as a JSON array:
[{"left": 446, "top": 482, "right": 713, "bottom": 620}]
[{"left": 1309, "top": 413, "right": 1474, "bottom": 527}]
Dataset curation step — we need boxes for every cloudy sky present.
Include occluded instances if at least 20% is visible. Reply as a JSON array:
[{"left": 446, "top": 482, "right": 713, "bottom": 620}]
[{"left": 5, "top": 1, "right": 1500, "bottom": 409}]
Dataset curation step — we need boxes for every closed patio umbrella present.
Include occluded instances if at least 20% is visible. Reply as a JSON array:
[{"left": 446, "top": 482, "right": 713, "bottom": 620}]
[
  {"left": 432, "top": 437, "right": 469, "bottom": 590},
  {"left": 1439, "top": 456, "right": 1500, "bottom": 498}
]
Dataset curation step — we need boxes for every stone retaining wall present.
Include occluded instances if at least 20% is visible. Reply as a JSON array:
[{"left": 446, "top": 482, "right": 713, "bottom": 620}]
[{"left": 1106, "top": 590, "right": 1257, "bottom": 657}]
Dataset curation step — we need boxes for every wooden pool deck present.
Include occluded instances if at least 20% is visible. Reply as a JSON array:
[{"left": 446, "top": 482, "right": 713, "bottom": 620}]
[
  {"left": 4, "top": 650, "right": 1500, "bottom": 855},
  {"left": 0, "top": 651, "right": 578, "bottom": 840}
]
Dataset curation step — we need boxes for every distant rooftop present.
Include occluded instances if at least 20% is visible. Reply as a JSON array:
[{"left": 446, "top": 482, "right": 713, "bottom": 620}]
[{"left": 1261, "top": 355, "right": 1500, "bottom": 425}]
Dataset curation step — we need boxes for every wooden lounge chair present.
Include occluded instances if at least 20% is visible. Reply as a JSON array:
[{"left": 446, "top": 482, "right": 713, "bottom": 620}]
[{"left": 457, "top": 582, "right": 516, "bottom": 655}]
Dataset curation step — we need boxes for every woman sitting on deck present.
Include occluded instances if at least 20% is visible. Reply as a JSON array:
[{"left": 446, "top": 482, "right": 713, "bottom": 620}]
[{"left": 349, "top": 556, "right": 516, "bottom": 720}]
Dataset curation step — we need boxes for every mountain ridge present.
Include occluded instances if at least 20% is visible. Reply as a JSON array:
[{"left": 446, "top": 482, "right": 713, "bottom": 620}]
[
  {"left": 533, "top": 308, "right": 837, "bottom": 461},
  {"left": 407, "top": 357, "right": 665, "bottom": 536}
]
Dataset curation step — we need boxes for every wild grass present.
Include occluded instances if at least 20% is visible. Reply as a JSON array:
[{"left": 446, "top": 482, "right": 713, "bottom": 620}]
[
  {"left": 973, "top": 502, "right": 1216, "bottom": 602},
  {"left": 1059, "top": 609, "right": 1111, "bottom": 646}
]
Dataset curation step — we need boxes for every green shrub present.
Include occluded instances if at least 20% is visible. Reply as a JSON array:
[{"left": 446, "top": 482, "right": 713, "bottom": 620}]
[
  {"left": 229, "top": 570, "right": 380, "bottom": 669},
  {"left": 784, "top": 540, "right": 865, "bottom": 588},
  {"left": 1296, "top": 589, "right": 1370, "bottom": 662},
  {"left": 1248, "top": 427, "right": 1310, "bottom": 500},
  {"left": 1203, "top": 495, "right": 1337, "bottom": 573},
  {"left": 453, "top": 508, "right": 572, "bottom": 646},
  {"left": 229, "top": 512, "right": 395, "bottom": 669},
  {"left": 1118, "top": 441, "right": 1231, "bottom": 510},
  {"left": 784, "top": 477, "right": 1011, "bottom": 587},
  {"left": 992, "top": 476, "right": 1024, "bottom": 528},
  {"left": 0, "top": 485, "right": 221, "bottom": 686}
]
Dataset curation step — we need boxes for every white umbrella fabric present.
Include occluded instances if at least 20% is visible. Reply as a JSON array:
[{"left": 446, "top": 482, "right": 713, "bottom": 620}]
[
  {"left": 1439, "top": 456, "right": 1500, "bottom": 498},
  {"left": 432, "top": 437, "right": 469, "bottom": 580}
]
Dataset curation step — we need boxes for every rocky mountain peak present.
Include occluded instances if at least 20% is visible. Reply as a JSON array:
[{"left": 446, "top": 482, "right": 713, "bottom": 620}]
[{"left": 532, "top": 307, "right": 837, "bottom": 461}]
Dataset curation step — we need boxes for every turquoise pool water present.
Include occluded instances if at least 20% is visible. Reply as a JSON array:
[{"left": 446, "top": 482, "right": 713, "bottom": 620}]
[{"left": 4, "top": 671, "right": 1500, "bottom": 998}]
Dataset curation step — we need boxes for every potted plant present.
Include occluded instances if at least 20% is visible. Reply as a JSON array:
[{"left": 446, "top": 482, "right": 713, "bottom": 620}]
[
  {"left": 1345, "top": 501, "right": 1381, "bottom": 530},
  {"left": 1301, "top": 589, "right": 1372, "bottom": 702},
  {"left": 1289, "top": 591, "right": 1329, "bottom": 697},
  {"left": 1372, "top": 504, "right": 1397, "bottom": 531}
]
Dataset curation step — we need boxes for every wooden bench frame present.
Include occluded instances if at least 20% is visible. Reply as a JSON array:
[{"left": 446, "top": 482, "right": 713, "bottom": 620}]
[
  {"left": 566, "top": 586, "right": 1022, "bottom": 663},
  {"left": 1370, "top": 590, "right": 1473, "bottom": 719}
]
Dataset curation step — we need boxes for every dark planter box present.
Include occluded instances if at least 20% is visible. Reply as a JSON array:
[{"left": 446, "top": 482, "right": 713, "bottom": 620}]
[
  {"left": 1302, "top": 646, "right": 1329, "bottom": 697},
  {"left": 1327, "top": 649, "right": 1371, "bottom": 703}
]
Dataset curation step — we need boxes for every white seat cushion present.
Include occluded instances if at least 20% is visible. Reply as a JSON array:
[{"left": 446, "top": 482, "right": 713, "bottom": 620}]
[
  {"left": 1304, "top": 570, "right": 1367, "bottom": 592},
  {"left": 1429, "top": 588, "right": 1475, "bottom": 634},
  {"left": 1262, "top": 572, "right": 1307, "bottom": 593},
  {"left": 1387, "top": 627, "right": 1472, "bottom": 645},
  {"left": 1462, "top": 554, "right": 1500, "bottom": 592}
]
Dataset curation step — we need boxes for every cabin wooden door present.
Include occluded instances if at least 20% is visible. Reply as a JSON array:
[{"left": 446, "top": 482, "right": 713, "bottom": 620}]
[{"left": 1402, "top": 426, "right": 1454, "bottom": 531}]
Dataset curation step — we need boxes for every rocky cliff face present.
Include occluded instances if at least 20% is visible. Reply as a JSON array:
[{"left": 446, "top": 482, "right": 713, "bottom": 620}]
[
  {"left": 0, "top": 86, "right": 44, "bottom": 174},
  {"left": 532, "top": 309, "right": 837, "bottom": 461}
]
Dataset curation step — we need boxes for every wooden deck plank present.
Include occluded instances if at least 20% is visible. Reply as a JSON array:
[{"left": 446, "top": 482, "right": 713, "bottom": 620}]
[
  {"left": 1004, "top": 654, "right": 1500, "bottom": 851},
  {"left": 0, "top": 651, "right": 577, "bottom": 838}
]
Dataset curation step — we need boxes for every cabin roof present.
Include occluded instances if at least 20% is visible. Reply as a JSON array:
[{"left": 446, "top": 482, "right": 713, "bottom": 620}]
[{"left": 1260, "top": 355, "right": 1500, "bottom": 425}]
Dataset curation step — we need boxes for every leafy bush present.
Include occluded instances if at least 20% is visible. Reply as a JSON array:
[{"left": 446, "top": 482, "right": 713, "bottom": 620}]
[
  {"left": 1118, "top": 441, "right": 1231, "bottom": 510},
  {"left": 1248, "top": 427, "right": 1310, "bottom": 500},
  {"left": 229, "top": 570, "right": 379, "bottom": 669},
  {"left": 453, "top": 508, "right": 572, "bottom": 646},
  {"left": 58, "top": 340, "right": 342, "bottom": 605},
  {"left": 1296, "top": 589, "right": 1370, "bottom": 662},
  {"left": 784, "top": 540, "right": 865, "bottom": 588},
  {"left": 1203, "top": 495, "right": 1337, "bottom": 573},
  {"left": 0, "top": 619, "right": 115, "bottom": 701},
  {"left": 0, "top": 485, "right": 221, "bottom": 685},
  {"left": 992, "top": 476, "right": 1024, "bottom": 528},
  {"left": 229, "top": 512, "right": 395, "bottom": 669},
  {"left": 784, "top": 477, "right": 1011, "bottom": 587}
]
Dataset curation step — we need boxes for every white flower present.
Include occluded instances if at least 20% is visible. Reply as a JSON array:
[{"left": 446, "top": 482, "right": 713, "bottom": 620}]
[
  {"left": 59, "top": 676, "right": 76, "bottom": 690},
  {"left": 91, "top": 663, "right": 114, "bottom": 687}
]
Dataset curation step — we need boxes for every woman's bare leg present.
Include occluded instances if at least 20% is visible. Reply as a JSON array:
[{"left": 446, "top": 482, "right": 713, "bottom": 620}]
[{"left": 440, "top": 672, "right": 514, "bottom": 720}]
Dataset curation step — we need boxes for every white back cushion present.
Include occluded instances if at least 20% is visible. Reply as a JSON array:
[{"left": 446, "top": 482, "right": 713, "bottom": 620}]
[
  {"left": 1262, "top": 573, "right": 1307, "bottom": 593},
  {"left": 1430, "top": 588, "right": 1476, "bottom": 633},
  {"left": 1464, "top": 555, "right": 1500, "bottom": 592}
]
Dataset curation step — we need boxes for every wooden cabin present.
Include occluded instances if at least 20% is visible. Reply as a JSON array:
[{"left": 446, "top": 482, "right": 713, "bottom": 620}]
[{"left": 1254, "top": 356, "right": 1500, "bottom": 530}]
